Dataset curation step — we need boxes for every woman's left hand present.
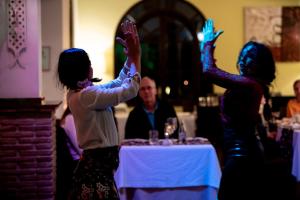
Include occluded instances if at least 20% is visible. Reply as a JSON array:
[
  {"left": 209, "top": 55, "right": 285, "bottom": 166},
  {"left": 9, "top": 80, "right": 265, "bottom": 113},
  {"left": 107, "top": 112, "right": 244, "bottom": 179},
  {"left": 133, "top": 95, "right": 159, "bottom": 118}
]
[
  {"left": 116, "top": 19, "right": 141, "bottom": 73},
  {"left": 116, "top": 20, "right": 141, "bottom": 61}
]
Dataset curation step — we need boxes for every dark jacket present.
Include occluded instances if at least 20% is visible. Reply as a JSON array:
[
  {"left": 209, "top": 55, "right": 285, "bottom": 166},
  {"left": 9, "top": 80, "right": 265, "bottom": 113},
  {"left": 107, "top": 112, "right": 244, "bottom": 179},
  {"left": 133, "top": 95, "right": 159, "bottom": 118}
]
[{"left": 125, "top": 99, "right": 178, "bottom": 139}]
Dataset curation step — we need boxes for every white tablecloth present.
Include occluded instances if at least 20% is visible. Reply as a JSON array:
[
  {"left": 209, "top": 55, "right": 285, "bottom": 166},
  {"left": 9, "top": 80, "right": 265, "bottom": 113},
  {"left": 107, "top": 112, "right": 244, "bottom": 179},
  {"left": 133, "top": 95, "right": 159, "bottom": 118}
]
[
  {"left": 292, "top": 130, "right": 300, "bottom": 181},
  {"left": 114, "top": 144, "right": 221, "bottom": 200},
  {"left": 276, "top": 128, "right": 300, "bottom": 181},
  {"left": 115, "top": 112, "right": 196, "bottom": 141}
]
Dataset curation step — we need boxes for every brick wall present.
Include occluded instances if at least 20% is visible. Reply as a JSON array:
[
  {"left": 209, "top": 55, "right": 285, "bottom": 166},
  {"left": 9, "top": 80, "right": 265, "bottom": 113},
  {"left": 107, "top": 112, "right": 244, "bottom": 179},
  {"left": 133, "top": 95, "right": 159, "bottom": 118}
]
[{"left": 0, "top": 99, "right": 60, "bottom": 200}]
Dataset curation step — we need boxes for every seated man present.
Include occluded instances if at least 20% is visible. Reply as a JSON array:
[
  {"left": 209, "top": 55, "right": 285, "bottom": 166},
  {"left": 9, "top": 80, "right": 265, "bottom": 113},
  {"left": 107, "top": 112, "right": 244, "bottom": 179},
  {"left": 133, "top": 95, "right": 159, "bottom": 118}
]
[
  {"left": 287, "top": 79, "right": 300, "bottom": 117},
  {"left": 125, "top": 76, "right": 178, "bottom": 139}
]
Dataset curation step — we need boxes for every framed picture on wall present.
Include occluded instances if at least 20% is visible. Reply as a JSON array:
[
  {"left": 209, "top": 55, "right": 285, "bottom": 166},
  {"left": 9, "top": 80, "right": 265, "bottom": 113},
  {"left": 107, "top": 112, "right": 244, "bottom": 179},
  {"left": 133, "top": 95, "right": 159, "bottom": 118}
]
[
  {"left": 244, "top": 6, "right": 300, "bottom": 62},
  {"left": 42, "top": 46, "right": 50, "bottom": 71}
]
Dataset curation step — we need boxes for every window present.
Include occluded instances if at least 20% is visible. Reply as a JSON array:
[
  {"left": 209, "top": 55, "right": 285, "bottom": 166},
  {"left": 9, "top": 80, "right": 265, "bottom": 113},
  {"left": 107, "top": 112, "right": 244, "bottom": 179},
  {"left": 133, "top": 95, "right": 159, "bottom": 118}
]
[{"left": 114, "top": 0, "right": 212, "bottom": 109}]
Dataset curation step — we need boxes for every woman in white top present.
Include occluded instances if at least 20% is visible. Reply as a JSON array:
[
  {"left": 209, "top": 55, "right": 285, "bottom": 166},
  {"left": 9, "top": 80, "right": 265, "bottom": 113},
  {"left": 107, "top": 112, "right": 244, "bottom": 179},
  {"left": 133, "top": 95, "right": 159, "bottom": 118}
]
[
  {"left": 57, "top": 20, "right": 141, "bottom": 200},
  {"left": 59, "top": 107, "right": 83, "bottom": 199},
  {"left": 60, "top": 107, "right": 82, "bottom": 161}
]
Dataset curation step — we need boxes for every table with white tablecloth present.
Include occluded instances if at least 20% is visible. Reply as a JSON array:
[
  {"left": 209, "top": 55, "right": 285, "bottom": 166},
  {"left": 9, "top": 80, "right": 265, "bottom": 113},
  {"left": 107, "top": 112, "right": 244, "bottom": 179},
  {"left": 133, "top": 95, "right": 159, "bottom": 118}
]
[
  {"left": 276, "top": 127, "right": 300, "bottom": 181},
  {"left": 292, "top": 130, "right": 300, "bottom": 181},
  {"left": 114, "top": 144, "right": 221, "bottom": 200},
  {"left": 115, "top": 112, "right": 197, "bottom": 141}
]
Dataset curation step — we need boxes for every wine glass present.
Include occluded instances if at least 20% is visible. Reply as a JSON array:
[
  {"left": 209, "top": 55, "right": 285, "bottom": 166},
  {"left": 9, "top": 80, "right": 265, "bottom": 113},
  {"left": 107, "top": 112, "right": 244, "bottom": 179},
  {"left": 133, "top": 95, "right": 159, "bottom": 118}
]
[{"left": 163, "top": 117, "right": 177, "bottom": 145}]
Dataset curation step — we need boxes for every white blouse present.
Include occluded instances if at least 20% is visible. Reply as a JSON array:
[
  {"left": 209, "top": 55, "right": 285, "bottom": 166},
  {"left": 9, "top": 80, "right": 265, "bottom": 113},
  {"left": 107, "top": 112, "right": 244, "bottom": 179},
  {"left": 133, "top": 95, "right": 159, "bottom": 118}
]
[{"left": 67, "top": 68, "right": 140, "bottom": 149}]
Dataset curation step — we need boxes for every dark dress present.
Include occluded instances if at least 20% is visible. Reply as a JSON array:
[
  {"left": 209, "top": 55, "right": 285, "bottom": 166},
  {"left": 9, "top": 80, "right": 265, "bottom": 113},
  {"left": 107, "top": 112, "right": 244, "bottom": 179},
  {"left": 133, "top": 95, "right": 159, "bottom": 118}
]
[
  {"left": 125, "top": 98, "right": 178, "bottom": 139},
  {"left": 70, "top": 146, "right": 120, "bottom": 200},
  {"left": 218, "top": 86, "right": 266, "bottom": 200}
]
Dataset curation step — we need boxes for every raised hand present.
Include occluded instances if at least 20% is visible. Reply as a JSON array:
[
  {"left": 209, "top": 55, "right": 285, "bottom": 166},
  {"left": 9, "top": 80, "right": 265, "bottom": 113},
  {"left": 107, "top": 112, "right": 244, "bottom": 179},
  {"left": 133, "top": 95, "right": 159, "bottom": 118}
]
[
  {"left": 200, "top": 19, "right": 223, "bottom": 52},
  {"left": 116, "top": 20, "right": 141, "bottom": 73}
]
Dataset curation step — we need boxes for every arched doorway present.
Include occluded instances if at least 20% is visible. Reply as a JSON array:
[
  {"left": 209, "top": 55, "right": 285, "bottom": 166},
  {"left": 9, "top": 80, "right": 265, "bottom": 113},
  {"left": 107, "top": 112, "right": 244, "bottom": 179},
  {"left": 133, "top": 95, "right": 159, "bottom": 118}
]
[{"left": 114, "top": 0, "right": 212, "bottom": 110}]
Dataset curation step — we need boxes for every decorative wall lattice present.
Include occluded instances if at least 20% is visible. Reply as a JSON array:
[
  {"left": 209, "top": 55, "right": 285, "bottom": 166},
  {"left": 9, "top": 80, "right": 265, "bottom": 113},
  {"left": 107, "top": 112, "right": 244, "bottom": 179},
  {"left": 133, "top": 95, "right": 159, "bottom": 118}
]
[{"left": 7, "top": 0, "right": 26, "bottom": 69}]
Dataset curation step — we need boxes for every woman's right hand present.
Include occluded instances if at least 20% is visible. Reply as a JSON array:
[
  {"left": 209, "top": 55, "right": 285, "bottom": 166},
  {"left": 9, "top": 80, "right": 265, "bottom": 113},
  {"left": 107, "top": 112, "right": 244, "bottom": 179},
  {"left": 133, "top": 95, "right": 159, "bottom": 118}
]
[{"left": 200, "top": 19, "right": 223, "bottom": 52}]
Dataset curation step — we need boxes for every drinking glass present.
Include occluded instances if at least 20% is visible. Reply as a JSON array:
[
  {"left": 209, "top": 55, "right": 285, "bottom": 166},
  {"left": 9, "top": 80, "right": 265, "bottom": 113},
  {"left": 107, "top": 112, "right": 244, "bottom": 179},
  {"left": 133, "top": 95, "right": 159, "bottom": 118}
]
[
  {"left": 178, "top": 120, "right": 187, "bottom": 144},
  {"left": 163, "top": 117, "right": 177, "bottom": 145},
  {"left": 149, "top": 130, "right": 159, "bottom": 145}
]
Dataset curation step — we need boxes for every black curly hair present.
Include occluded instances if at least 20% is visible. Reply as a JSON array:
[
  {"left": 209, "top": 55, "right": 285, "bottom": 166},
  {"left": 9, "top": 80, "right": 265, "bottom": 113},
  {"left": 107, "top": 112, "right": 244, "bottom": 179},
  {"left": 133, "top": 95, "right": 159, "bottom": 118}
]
[{"left": 237, "top": 41, "right": 276, "bottom": 86}]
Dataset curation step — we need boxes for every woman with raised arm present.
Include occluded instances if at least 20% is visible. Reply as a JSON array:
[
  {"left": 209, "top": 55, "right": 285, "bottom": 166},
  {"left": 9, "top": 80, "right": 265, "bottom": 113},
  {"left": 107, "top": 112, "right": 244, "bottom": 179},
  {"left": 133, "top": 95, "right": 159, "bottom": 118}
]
[
  {"left": 57, "top": 20, "right": 141, "bottom": 200},
  {"left": 200, "top": 19, "right": 276, "bottom": 200}
]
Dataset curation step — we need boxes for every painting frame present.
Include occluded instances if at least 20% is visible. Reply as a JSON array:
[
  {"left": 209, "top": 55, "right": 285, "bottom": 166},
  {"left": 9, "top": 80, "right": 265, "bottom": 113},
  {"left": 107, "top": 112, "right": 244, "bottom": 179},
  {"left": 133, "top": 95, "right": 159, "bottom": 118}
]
[
  {"left": 244, "top": 6, "right": 300, "bottom": 62},
  {"left": 42, "top": 46, "right": 50, "bottom": 71}
]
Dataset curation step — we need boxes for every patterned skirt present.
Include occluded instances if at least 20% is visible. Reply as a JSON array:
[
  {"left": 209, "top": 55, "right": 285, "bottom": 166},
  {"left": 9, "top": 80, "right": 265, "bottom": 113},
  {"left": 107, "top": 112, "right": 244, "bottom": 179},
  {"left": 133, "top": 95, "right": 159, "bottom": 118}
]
[{"left": 70, "top": 146, "right": 120, "bottom": 200}]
